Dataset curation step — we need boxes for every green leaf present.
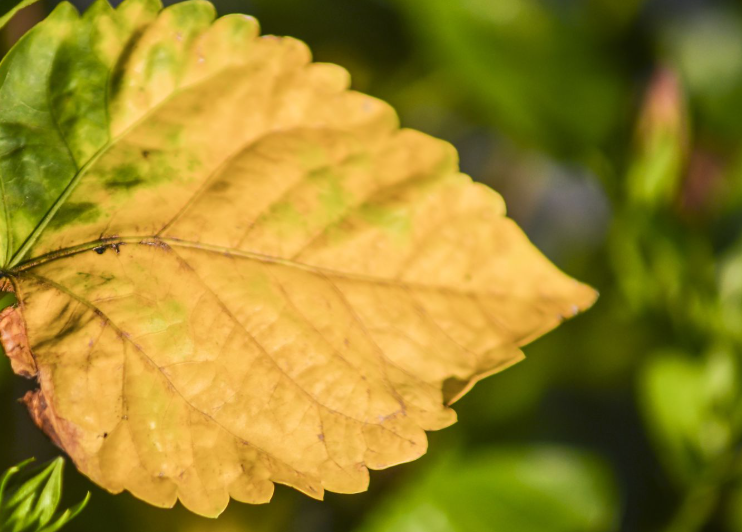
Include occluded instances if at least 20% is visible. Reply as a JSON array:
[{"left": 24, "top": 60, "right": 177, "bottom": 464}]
[
  {"left": 36, "top": 493, "right": 89, "bottom": 532},
  {"left": 27, "top": 459, "right": 62, "bottom": 528},
  {"left": 639, "top": 349, "right": 738, "bottom": 485},
  {"left": 0, "top": 458, "right": 88, "bottom": 532},
  {"left": 357, "top": 446, "right": 617, "bottom": 532}
]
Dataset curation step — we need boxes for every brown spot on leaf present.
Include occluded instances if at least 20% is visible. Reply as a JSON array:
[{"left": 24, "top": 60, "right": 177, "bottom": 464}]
[
  {"left": 0, "top": 305, "right": 36, "bottom": 378},
  {"left": 23, "top": 373, "right": 84, "bottom": 461},
  {"left": 23, "top": 389, "right": 64, "bottom": 448}
]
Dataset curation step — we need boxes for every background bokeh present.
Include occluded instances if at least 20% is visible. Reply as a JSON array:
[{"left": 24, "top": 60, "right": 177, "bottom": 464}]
[{"left": 2, "top": 0, "right": 742, "bottom": 531}]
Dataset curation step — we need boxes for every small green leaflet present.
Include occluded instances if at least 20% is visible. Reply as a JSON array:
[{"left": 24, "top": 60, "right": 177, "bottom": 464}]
[{"left": 0, "top": 457, "right": 89, "bottom": 532}]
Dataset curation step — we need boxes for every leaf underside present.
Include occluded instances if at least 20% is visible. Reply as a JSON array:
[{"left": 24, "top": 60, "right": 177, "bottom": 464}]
[{"left": 0, "top": 0, "right": 597, "bottom": 517}]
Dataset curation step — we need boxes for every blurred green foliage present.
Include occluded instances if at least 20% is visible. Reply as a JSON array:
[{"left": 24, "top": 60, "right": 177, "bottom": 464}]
[
  {"left": 358, "top": 447, "right": 617, "bottom": 532},
  {"left": 2, "top": 0, "right": 742, "bottom": 531},
  {"left": 392, "top": 0, "right": 632, "bottom": 158}
]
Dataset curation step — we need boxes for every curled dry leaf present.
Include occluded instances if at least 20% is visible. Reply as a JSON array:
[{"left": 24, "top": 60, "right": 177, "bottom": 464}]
[{"left": 0, "top": 0, "right": 597, "bottom": 517}]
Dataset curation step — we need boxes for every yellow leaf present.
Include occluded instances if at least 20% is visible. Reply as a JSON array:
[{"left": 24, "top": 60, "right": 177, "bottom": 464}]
[{"left": 0, "top": 0, "right": 596, "bottom": 517}]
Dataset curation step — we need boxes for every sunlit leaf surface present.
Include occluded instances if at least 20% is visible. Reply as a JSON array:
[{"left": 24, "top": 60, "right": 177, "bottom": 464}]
[{"left": 0, "top": 0, "right": 595, "bottom": 516}]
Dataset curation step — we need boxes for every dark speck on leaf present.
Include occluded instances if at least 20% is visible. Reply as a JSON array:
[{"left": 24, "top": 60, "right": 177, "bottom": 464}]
[
  {"left": 142, "top": 150, "right": 150, "bottom": 159},
  {"left": 95, "top": 243, "right": 123, "bottom": 255}
]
